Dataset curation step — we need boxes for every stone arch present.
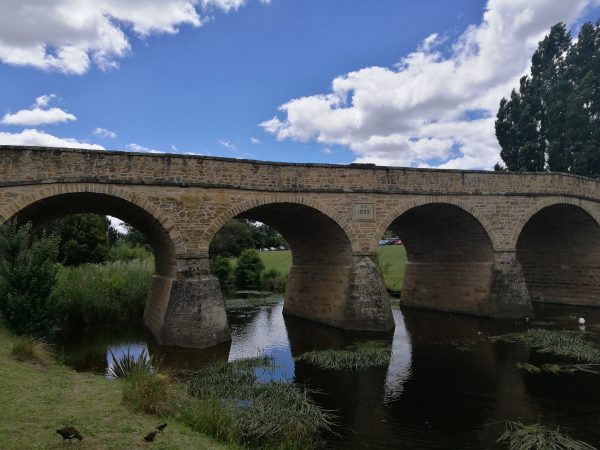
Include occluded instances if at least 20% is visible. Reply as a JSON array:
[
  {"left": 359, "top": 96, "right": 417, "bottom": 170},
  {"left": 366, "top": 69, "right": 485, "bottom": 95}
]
[
  {"left": 201, "top": 194, "right": 353, "bottom": 251},
  {"left": 516, "top": 201, "right": 600, "bottom": 306},
  {"left": 509, "top": 197, "right": 600, "bottom": 250},
  {"left": 3, "top": 183, "right": 182, "bottom": 277},
  {"left": 374, "top": 198, "right": 500, "bottom": 254},
  {"left": 205, "top": 196, "right": 394, "bottom": 331},
  {"left": 380, "top": 201, "right": 496, "bottom": 316}
]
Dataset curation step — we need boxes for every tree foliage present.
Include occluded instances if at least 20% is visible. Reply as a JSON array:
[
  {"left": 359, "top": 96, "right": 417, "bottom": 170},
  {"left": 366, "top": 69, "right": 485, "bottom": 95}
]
[
  {"left": 496, "top": 21, "right": 600, "bottom": 177},
  {"left": 0, "top": 221, "right": 59, "bottom": 336},
  {"left": 210, "top": 219, "right": 287, "bottom": 258},
  {"left": 58, "top": 214, "right": 111, "bottom": 266}
]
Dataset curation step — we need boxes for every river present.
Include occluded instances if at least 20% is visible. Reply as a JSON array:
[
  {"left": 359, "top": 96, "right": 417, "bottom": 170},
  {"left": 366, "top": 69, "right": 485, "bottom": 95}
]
[{"left": 56, "top": 298, "right": 600, "bottom": 449}]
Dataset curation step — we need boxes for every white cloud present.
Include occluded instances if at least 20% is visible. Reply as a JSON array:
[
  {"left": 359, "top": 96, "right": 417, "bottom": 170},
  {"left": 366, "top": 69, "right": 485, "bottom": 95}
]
[
  {"left": 93, "top": 127, "right": 117, "bottom": 138},
  {"left": 0, "top": 0, "right": 269, "bottom": 74},
  {"left": 126, "top": 143, "right": 162, "bottom": 153},
  {"left": 0, "top": 128, "right": 104, "bottom": 149},
  {"left": 219, "top": 139, "right": 236, "bottom": 151},
  {"left": 34, "top": 94, "right": 56, "bottom": 108},
  {"left": 2, "top": 94, "right": 76, "bottom": 126},
  {"left": 250, "top": 137, "right": 261, "bottom": 144},
  {"left": 261, "top": 0, "right": 599, "bottom": 169}
]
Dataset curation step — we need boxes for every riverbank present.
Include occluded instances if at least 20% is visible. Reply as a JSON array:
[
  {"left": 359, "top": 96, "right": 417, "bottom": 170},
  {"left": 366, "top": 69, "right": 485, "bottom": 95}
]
[{"left": 0, "top": 326, "right": 232, "bottom": 450}]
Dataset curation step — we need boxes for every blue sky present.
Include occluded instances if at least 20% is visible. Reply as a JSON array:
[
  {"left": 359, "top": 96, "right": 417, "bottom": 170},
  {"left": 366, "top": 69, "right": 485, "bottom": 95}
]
[{"left": 1, "top": 0, "right": 599, "bottom": 168}]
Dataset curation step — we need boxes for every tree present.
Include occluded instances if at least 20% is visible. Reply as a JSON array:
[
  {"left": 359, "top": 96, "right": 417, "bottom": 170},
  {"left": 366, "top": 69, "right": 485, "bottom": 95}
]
[
  {"left": 58, "top": 214, "right": 111, "bottom": 266},
  {"left": 0, "top": 221, "right": 59, "bottom": 336},
  {"left": 210, "top": 219, "right": 254, "bottom": 258},
  {"left": 234, "top": 249, "right": 264, "bottom": 289},
  {"left": 495, "top": 21, "right": 600, "bottom": 177}
]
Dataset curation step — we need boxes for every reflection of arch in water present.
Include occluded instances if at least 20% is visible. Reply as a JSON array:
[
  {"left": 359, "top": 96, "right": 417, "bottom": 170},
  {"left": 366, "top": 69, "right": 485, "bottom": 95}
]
[
  {"left": 517, "top": 203, "right": 600, "bottom": 306},
  {"left": 384, "top": 203, "right": 496, "bottom": 316},
  {"left": 5, "top": 186, "right": 181, "bottom": 343},
  {"left": 209, "top": 200, "right": 394, "bottom": 331}
]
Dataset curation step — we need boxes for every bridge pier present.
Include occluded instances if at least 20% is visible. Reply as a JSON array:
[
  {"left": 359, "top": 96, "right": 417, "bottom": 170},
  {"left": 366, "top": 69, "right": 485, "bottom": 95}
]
[
  {"left": 283, "top": 254, "right": 395, "bottom": 332},
  {"left": 143, "top": 257, "right": 231, "bottom": 349},
  {"left": 487, "top": 251, "right": 533, "bottom": 318},
  {"left": 401, "top": 251, "right": 532, "bottom": 319}
]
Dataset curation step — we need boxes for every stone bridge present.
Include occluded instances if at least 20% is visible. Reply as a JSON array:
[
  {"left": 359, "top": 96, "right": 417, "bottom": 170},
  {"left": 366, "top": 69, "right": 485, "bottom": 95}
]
[{"left": 1, "top": 146, "right": 599, "bottom": 349}]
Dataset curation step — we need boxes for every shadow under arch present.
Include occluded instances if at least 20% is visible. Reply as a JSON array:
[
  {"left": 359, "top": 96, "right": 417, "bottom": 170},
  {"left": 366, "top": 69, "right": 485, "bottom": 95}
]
[
  {"left": 517, "top": 203, "right": 600, "bottom": 306},
  {"left": 221, "top": 202, "right": 395, "bottom": 331},
  {"left": 386, "top": 203, "right": 497, "bottom": 316},
  {"left": 6, "top": 191, "right": 182, "bottom": 343}
]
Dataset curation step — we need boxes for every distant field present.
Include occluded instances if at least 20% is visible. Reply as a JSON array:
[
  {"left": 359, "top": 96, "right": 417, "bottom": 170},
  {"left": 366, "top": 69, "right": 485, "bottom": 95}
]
[{"left": 258, "top": 245, "right": 407, "bottom": 293}]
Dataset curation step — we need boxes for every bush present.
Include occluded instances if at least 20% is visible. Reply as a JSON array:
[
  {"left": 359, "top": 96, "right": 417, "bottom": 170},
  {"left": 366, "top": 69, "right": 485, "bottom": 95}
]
[
  {"left": 211, "top": 255, "right": 232, "bottom": 288},
  {"left": 0, "top": 221, "right": 59, "bottom": 336},
  {"left": 49, "top": 260, "right": 153, "bottom": 326},
  {"left": 234, "top": 249, "right": 264, "bottom": 290},
  {"left": 261, "top": 268, "right": 287, "bottom": 293}
]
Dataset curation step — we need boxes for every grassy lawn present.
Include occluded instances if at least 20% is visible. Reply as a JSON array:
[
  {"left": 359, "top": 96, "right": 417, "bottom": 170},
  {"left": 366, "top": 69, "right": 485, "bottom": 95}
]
[
  {"left": 376, "top": 245, "right": 407, "bottom": 293},
  {"left": 258, "top": 246, "right": 407, "bottom": 293},
  {"left": 0, "top": 326, "right": 232, "bottom": 450},
  {"left": 259, "top": 250, "right": 293, "bottom": 274}
]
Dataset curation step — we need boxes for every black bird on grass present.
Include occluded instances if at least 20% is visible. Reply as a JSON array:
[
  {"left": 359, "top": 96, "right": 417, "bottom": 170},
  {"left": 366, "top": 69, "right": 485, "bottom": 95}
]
[
  {"left": 56, "top": 427, "right": 83, "bottom": 443},
  {"left": 144, "top": 431, "right": 157, "bottom": 442},
  {"left": 156, "top": 423, "right": 167, "bottom": 433}
]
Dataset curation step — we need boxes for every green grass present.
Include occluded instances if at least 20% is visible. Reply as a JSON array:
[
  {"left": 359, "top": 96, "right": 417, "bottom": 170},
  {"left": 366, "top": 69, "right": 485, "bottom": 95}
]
[
  {"left": 50, "top": 259, "right": 154, "bottom": 326},
  {"left": 0, "top": 325, "right": 232, "bottom": 450},
  {"left": 376, "top": 245, "right": 407, "bottom": 293},
  {"left": 497, "top": 420, "right": 597, "bottom": 450},
  {"left": 259, "top": 251, "right": 293, "bottom": 275},
  {"left": 256, "top": 246, "right": 407, "bottom": 294}
]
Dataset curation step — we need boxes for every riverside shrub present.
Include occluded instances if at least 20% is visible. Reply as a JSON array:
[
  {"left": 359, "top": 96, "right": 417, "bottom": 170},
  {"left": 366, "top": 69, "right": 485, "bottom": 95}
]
[{"left": 0, "top": 221, "right": 59, "bottom": 336}]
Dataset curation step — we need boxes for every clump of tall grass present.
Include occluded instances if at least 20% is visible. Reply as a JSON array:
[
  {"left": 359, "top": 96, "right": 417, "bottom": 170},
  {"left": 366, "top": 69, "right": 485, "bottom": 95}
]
[
  {"left": 49, "top": 259, "right": 153, "bottom": 326},
  {"left": 296, "top": 342, "right": 391, "bottom": 372},
  {"left": 497, "top": 420, "right": 597, "bottom": 450},
  {"left": 121, "top": 370, "right": 176, "bottom": 416},
  {"left": 183, "top": 357, "right": 334, "bottom": 449},
  {"left": 111, "top": 346, "right": 176, "bottom": 416},
  {"left": 10, "top": 336, "right": 52, "bottom": 366},
  {"left": 107, "top": 348, "right": 154, "bottom": 379},
  {"left": 492, "top": 329, "right": 600, "bottom": 363}
]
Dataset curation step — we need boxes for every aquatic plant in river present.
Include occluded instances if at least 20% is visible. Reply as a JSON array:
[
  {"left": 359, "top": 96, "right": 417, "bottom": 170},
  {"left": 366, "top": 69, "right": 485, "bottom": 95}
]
[
  {"left": 183, "top": 357, "right": 334, "bottom": 449},
  {"left": 295, "top": 341, "right": 391, "bottom": 372},
  {"left": 497, "top": 420, "right": 597, "bottom": 450}
]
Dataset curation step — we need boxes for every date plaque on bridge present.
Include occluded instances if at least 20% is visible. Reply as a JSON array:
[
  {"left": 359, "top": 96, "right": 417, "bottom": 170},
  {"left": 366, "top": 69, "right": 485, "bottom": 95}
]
[{"left": 352, "top": 203, "right": 375, "bottom": 221}]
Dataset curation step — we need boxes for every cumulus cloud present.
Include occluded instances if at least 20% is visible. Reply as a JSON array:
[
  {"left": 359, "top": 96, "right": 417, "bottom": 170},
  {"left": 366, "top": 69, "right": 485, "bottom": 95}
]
[
  {"left": 0, "top": 0, "right": 269, "bottom": 74},
  {"left": 261, "top": 0, "right": 599, "bottom": 169},
  {"left": 250, "top": 137, "right": 261, "bottom": 144},
  {"left": 1, "top": 95, "right": 76, "bottom": 126},
  {"left": 93, "top": 127, "right": 117, "bottom": 138},
  {"left": 0, "top": 128, "right": 104, "bottom": 149}
]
